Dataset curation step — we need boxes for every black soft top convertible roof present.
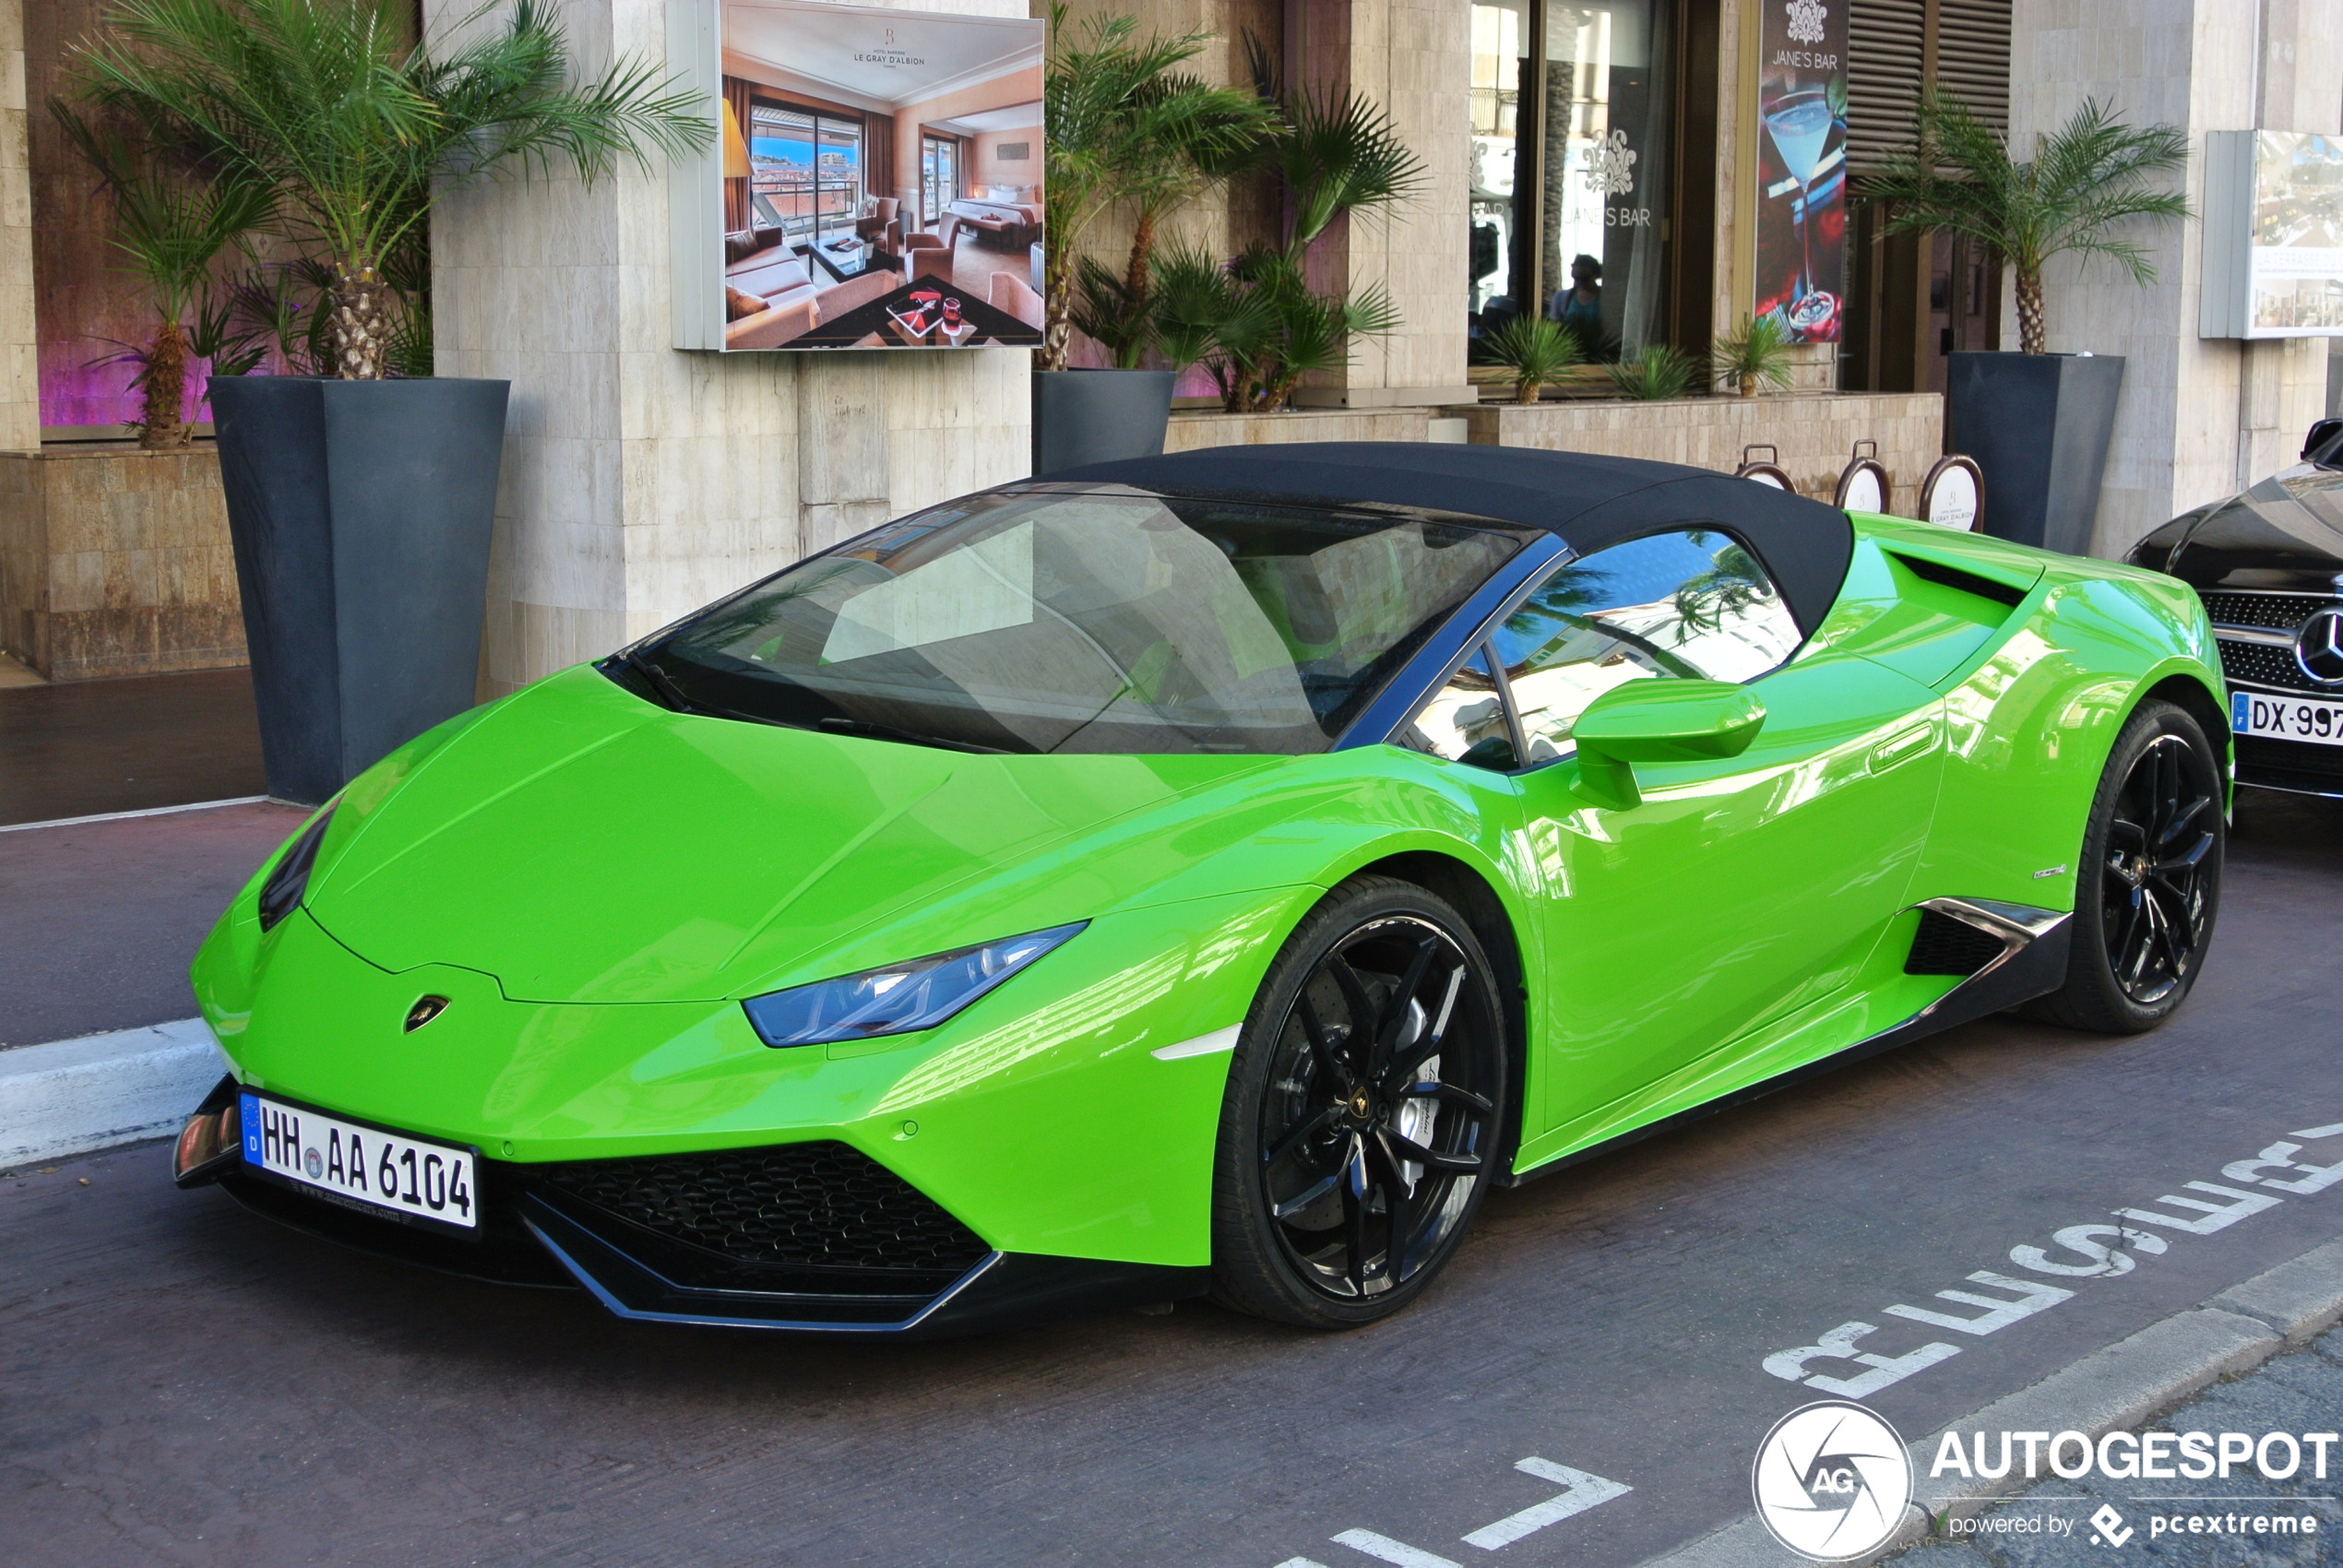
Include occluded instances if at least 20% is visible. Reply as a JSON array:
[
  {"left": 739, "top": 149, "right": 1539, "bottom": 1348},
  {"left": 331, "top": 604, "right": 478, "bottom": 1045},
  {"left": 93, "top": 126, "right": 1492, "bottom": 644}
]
[{"left": 1049, "top": 442, "right": 1855, "bottom": 636}]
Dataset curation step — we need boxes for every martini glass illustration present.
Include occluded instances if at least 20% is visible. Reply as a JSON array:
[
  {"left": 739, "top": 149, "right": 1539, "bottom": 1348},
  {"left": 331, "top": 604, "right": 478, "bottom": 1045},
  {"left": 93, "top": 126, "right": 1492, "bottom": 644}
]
[{"left": 1764, "top": 89, "right": 1838, "bottom": 333}]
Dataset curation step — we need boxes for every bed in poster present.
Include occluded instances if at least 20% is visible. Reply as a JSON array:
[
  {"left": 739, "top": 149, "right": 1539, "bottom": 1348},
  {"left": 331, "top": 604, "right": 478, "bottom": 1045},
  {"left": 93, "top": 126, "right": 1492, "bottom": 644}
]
[{"left": 715, "top": 0, "right": 1044, "bottom": 351}]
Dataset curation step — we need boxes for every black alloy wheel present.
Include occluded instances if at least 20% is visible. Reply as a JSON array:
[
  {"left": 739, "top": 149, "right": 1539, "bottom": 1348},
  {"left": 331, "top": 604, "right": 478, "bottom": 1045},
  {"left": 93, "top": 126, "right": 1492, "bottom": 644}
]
[
  {"left": 1209, "top": 877, "right": 1507, "bottom": 1328},
  {"left": 2027, "top": 699, "right": 2223, "bottom": 1033}
]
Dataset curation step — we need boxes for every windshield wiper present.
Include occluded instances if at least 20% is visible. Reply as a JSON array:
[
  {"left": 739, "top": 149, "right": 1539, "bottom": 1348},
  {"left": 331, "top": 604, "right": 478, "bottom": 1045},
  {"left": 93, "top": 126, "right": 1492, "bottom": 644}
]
[
  {"left": 623, "top": 647, "right": 697, "bottom": 713},
  {"left": 814, "top": 716, "right": 1011, "bottom": 754}
]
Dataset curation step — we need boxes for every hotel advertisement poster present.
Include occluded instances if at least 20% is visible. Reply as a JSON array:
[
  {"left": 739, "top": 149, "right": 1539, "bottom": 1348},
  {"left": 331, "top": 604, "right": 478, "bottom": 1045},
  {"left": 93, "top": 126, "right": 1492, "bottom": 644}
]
[
  {"left": 708, "top": 0, "right": 1044, "bottom": 351},
  {"left": 1753, "top": 0, "right": 1849, "bottom": 343}
]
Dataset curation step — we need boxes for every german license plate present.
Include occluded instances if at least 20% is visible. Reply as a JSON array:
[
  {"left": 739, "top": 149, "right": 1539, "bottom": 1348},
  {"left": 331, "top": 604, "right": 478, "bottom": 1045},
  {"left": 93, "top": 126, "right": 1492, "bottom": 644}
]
[
  {"left": 2232, "top": 690, "right": 2343, "bottom": 747},
  {"left": 240, "top": 1093, "right": 478, "bottom": 1229}
]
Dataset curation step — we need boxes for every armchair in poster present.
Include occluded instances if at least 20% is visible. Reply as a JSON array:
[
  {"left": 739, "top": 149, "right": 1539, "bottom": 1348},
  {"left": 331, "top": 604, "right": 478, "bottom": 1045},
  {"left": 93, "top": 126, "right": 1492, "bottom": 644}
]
[
  {"left": 678, "top": 0, "right": 1046, "bottom": 352},
  {"left": 1754, "top": 0, "right": 1847, "bottom": 343}
]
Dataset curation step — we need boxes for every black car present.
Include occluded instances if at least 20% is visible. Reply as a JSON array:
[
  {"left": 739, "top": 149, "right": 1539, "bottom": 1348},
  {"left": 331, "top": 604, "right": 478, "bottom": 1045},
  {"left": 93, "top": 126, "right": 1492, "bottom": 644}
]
[{"left": 2132, "top": 417, "right": 2343, "bottom": 798}]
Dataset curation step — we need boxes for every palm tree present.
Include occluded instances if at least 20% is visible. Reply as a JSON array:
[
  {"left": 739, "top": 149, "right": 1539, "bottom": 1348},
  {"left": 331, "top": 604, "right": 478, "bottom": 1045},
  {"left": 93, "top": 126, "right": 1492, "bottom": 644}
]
[
  {"left": 53, "top": 105, "right": 270, "bottom": 446},
  {"left": 1040, "top": 6, "right": 1274, "bottom": 372},
  {"left": 1866, "top": 87, "right": 2188, "bottom": 354},
  {"left": 65, "top": 0, "right": 708, "bottom": 382}
]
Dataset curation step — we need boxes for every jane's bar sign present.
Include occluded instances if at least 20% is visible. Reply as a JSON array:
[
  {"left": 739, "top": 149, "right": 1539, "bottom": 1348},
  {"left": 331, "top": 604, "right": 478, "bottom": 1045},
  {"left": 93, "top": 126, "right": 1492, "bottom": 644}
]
[{"left": 1754, "top": 0, "right": 1849, "bottom": 342}]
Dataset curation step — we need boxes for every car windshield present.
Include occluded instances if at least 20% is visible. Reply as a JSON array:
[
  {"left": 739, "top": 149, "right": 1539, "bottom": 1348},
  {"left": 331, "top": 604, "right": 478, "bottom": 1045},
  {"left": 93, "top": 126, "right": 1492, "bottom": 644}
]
[{"left": 636, "top": 485, "right": 1526, "bottom": 754}]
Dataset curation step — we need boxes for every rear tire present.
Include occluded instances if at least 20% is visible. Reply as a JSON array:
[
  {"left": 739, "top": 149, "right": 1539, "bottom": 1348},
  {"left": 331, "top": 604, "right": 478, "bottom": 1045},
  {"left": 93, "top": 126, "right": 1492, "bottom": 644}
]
[
  {"left": 1207, "top": 877, "right": 1507, "bottom": 1329},
  {"left": 2025, "top": 698, "right": 2223, "bottom": 1033}
]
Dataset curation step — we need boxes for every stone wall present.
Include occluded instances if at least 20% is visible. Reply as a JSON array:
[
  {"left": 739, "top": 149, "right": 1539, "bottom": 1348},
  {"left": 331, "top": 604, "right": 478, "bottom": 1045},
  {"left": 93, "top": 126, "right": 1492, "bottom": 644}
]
[
  {"left": 430, "top": 0, "right": 1036, "bottom": 699},
  {"left": 1165, "top": 405, "right": 1450, "bottom": 449},
  {"left": 2009, "top": 0, "right": 2343, "bottom": 558},
  {"left": 1, "top": 0, "right": 36, "bottom": 450},
  {"left": 0, "top": 445, "right": 245, "bottom": 680},
  {"left": 1458, "top": 391, "right": 1946, "bottom": 515}
]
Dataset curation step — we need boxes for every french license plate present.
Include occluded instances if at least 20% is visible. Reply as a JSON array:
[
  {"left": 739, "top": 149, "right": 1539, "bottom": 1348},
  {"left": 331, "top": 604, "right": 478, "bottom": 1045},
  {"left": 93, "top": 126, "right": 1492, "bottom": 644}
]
[
  {"left": 2232, "top": 690, "right": 2343, "bottom": 747},
  {"left": 240, "top": 1093, "right": 478, "bottom": 1229}
]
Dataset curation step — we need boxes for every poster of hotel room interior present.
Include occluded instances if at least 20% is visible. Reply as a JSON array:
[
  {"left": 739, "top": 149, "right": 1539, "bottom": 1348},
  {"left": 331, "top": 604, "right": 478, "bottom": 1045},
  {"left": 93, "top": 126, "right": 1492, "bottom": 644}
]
[{"left": 719, "top": 0, "right": 1045, "bottom": 350}]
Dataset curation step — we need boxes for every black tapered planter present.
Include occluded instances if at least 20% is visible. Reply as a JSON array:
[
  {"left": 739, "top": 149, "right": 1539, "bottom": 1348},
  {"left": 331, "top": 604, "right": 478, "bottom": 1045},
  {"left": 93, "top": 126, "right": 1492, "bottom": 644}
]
[
  {"left": 210, "top": 376, "right": 509, "bottom": 806},
  {"left": 1945, "top": 350, "right": 2124, "bottom": 556},
  {"left": 1032, "top": 369, "right": 1176, "bottom": 474}
]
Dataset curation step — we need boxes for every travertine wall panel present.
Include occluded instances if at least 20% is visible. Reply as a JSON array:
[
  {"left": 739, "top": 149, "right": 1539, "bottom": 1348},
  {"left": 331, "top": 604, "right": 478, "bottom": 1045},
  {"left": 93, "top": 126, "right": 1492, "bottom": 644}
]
[
  {"left": 2010, "top": 0, "right": 2343, "bottom": 558},
  {"left": 1462, "top": 392, "right": 1945, "bottom": 514},
  {"left": 431, "top": 0, "right": 1033, "bottom": 698},
  {"left": 0, "top": 446, "right": 245, "bottom": 678},
  {"left": 1164, "top": 406, "right": 1435, "bottom": 449},
  {"left": 1, "top": 0, "right": 35, "bottom": 449}
]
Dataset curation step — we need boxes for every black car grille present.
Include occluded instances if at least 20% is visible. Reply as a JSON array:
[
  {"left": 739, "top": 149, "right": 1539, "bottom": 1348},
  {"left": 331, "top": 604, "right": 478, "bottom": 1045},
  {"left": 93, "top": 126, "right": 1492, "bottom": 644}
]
[
  {"left": 532, "top": 1141, "right": 989, "bottom": 1276},
  {"left": 2199, "top": 591, "right": 2335, "bottom": 630},
  {"left": 2218, "top": 637, "right": 2325, "bottom": 694},
  {"left": 2236, "top": 733, "right": 2343, "bottom": 792},
  {"left": 1905, "top": 909, "right": 2007, "bottom": 977}
]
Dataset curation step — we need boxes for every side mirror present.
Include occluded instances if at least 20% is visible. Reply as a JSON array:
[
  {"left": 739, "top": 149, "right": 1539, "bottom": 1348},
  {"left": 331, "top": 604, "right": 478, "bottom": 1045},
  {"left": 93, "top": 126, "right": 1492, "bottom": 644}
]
[
  {"left": 2302, "top": 418, "right": 2343, "bottom": 464},
  {"left": 1568, "top": 680, "right": 1768, "bottom": 811}
]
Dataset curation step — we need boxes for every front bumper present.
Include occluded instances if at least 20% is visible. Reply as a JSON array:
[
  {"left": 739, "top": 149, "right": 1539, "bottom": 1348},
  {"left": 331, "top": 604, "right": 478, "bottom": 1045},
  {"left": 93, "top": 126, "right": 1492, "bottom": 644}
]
[{"left": 177, "top": 1074, "right": 1207, "bottom": 1333}]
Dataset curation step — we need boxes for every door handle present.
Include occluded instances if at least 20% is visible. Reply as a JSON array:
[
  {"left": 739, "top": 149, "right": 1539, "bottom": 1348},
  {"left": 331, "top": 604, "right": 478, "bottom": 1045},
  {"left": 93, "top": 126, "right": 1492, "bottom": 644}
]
[{"left": 1869, "top": 720, "right": 1935, "bottom": 775}]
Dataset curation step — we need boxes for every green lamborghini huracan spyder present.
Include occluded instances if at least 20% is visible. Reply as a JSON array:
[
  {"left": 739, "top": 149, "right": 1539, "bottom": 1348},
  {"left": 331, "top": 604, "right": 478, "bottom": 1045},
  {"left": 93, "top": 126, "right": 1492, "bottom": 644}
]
[{"left": 172, "top": 443, "right": 2228, "bottom": 1335}]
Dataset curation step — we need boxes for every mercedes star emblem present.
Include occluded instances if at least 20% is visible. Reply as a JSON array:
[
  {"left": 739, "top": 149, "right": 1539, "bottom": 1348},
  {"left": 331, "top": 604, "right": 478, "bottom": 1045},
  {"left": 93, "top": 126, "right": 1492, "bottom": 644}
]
[{"left": 2295, "top": 607, "right": 2343, "bottom": 685}]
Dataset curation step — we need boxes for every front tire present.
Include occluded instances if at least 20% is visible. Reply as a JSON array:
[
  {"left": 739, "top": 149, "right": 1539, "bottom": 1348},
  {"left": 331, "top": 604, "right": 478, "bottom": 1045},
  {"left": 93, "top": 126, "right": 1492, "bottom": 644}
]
[
  {"left": 2026, "top": 698, "right": 2223, "bottom": 1033},
  {"left": 1207, "top": 877, "right": 1508, "bottom": 1329}
]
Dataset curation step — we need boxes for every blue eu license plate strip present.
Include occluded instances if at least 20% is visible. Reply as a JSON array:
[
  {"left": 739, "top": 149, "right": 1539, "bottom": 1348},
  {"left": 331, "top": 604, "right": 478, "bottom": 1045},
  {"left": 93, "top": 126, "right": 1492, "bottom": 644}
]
[{"left": 240, "top": 1093, "right": 479, "bottom": 1229}]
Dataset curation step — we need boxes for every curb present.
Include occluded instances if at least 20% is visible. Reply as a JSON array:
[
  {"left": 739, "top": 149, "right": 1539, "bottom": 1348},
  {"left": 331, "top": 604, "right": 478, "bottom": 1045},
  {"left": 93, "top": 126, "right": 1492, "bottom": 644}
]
[
  {"left": 0, "top": 1019, "right": 224, "bottom": 1168},
  {"left": 1634, "top": 1237, "right": 2343, "bottom": 1568}
]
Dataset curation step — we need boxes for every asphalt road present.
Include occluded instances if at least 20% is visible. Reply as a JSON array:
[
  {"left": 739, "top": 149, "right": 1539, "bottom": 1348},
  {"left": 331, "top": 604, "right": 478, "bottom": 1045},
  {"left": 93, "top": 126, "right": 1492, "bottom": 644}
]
[{"left": 3, "top": 790, "right": 2341, "bottom": 1568}]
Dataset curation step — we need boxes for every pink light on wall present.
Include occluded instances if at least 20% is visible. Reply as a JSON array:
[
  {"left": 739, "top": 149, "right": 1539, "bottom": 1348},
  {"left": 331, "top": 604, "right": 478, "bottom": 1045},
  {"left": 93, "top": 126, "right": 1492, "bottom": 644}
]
[{"left": 38, "top": 343, "right": 220, "bottom": 430}]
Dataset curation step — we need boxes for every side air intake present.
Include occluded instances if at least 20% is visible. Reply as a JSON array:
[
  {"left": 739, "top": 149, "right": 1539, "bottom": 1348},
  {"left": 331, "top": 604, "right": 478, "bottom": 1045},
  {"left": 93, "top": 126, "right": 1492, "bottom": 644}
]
[{"left": 1905, "top": 906, "right": 2014, "bottom": 976}]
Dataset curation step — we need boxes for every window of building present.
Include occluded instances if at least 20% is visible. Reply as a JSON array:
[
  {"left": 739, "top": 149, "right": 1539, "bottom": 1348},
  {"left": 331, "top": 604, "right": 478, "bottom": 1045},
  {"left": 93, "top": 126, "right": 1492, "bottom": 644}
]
[
  {"left": 748, "top": 102, "right": 863, "bottom": 247},
  {"left": 1469, "top": 0, "right": 1674, "bottom": 363}
]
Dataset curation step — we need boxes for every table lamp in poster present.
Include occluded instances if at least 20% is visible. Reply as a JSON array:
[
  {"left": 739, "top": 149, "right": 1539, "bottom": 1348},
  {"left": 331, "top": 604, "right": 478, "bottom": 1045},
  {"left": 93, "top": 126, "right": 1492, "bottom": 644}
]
[{"left": 1754, "top": 0, "right": 1848, "bottom": 343}]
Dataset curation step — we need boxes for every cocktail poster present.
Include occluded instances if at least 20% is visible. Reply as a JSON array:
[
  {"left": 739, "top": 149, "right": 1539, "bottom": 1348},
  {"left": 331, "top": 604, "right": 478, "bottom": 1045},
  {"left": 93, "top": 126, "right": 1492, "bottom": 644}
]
[{"left": 1753, "top": 0, "right": 1848, "bottom": 342}]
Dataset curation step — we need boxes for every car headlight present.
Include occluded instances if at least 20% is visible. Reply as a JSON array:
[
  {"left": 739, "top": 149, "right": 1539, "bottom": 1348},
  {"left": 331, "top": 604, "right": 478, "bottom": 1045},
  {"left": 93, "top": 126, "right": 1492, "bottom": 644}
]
[
  {"left": 742, "top": 922, "right": 1087, "bottom": 1048},
  {"left": 256, "top": 805, "right": 338, "bottom": 932}
]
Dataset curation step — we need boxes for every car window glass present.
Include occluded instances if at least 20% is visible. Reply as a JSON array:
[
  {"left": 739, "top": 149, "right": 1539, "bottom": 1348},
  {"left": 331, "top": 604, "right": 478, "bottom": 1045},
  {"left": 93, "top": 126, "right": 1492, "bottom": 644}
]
[
  {"left": 1493, "top": 529, "right": 1801, "bottom": 764},
  {"left": 1397, "top": 646, "right": 1516, "bottom": 770},
  {"left": 649, "top": 489, "right": 1523, "bottom": 755}
]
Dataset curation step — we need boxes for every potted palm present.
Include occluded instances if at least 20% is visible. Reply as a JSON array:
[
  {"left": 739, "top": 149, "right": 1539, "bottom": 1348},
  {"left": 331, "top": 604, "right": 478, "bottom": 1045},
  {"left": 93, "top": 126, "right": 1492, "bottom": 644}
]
[
  {"left": 1138, "top": 42, "right": 1421, "bottom": 416},
  {"left": 1868, "top": 88, "right": 2187, "bottom": 555},
  {"left": 65, "top": 0, "right": 706, "bottom": 803},
  {"left": 52, "top": 108, "right": 269, "bottom": 448},
  {"left": 1037, "top": 6, "right": 1274, "bottom": 470}
]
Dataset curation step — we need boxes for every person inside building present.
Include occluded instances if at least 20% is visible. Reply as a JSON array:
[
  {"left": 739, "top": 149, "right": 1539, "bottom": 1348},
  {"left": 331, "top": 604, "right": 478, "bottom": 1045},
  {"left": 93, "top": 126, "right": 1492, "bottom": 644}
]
[{"left": 1548, "top": 253, "right": 1606, "bottom": 351}]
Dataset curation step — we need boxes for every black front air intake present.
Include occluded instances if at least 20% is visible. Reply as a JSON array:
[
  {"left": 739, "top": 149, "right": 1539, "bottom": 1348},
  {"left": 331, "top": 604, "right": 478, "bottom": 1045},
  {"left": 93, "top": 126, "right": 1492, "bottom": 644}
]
[
  {"left": 529, "top": 1141, "right": 990, "bottom": 1289},
  {"left": 1905, "top": 908, "right": 2009, "bottom": 977}
]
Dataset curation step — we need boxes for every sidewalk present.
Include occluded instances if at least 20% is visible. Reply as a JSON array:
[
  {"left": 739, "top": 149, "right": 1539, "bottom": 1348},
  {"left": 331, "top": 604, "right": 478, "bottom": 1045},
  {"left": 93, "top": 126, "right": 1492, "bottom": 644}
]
[{"left": 1896, "top": 1325, "right": 2343, "bottom": 1565}]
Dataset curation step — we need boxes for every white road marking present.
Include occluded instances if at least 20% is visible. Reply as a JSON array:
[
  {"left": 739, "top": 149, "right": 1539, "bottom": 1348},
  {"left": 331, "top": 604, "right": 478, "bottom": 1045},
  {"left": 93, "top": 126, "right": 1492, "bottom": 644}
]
[
  {"left": 1760, "top": 1116, "right": 2340, "bottom": 1397},
  {"left": 1274, "top": 1560, "right": 1334, "bottom": 1568},
  {"left": 1459, "top": 1456, "right": 1631, "bottom": 1550},
  {"left": 1150, "top": 1025, "right": 1242, "bottom": 1061},
  {"left": 1331, "top": 1529, "right": 1463, "bottom": 1568},
  {"left": 1765, "top": 1320, "right": 1961, "bottom": 1396},
  {"left": 0, "top": 1019, "right": 228, "bottom": 1165},
  {"left": 1884, "top": 1271, "right": 2074, "bottom": 1334},
  {"left": 2114, "top": 1180, "right": 2283, "bottom": 1235},
  {"left": 0, "top": 795, "right": 270, "bottom": 835}
]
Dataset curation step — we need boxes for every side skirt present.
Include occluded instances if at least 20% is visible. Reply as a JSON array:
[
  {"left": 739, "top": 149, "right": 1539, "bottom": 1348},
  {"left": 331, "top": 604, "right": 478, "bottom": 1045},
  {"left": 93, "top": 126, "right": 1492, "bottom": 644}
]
[{"left": 1499, "top": 897, "right": 2071, "bottom": 1188}]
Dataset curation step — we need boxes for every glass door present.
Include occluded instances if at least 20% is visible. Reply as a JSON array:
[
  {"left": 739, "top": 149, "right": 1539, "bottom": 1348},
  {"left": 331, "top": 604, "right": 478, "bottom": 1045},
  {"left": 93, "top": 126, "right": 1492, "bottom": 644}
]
[{"left": 922, "top": 136, "right": 959, "bottom": 228}]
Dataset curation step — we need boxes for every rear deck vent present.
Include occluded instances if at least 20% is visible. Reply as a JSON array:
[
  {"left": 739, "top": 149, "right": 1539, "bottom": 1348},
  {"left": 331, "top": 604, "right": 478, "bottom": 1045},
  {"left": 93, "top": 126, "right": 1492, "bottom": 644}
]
[
  {"left": 1905, "top": 908, "right": 2008, "bottom": 976},
  {"left": 1887, "top": 551, "right": 2028, "bottom": 609}
]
